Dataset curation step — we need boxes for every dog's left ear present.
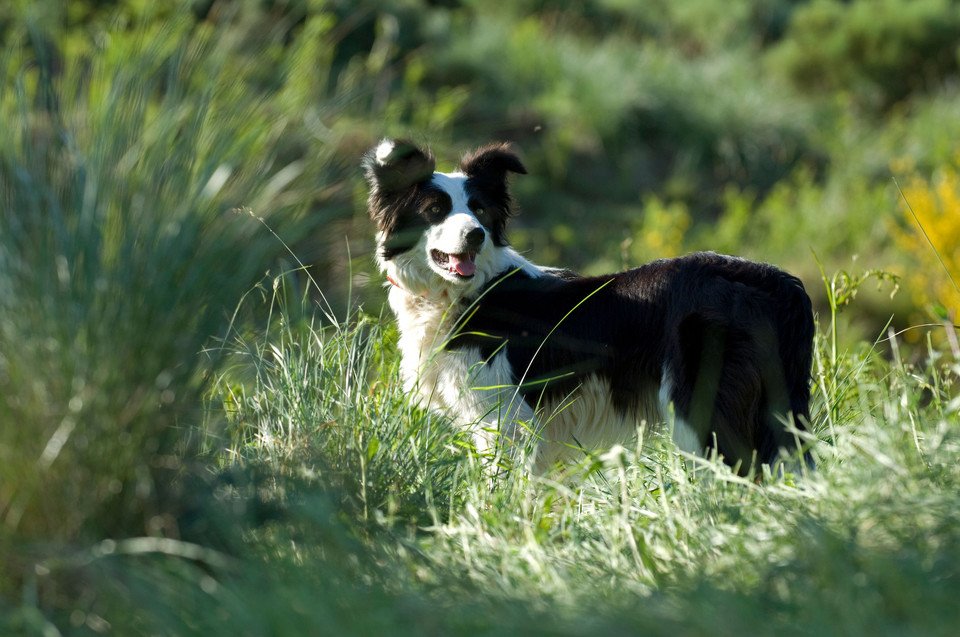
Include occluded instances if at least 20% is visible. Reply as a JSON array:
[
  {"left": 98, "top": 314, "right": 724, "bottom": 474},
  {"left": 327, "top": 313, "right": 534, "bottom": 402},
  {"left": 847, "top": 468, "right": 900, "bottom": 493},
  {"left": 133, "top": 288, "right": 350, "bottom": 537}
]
[{"left": 461, "top": 143, "right": 527, "bottom": 186}]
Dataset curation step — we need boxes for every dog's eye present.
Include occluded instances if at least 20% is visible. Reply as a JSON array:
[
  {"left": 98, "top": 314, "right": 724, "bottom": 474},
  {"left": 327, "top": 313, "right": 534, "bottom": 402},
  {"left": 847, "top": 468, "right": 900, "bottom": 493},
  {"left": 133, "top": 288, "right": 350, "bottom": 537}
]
[
  {"left": 430, "top": 205, "right": 441, "bottom": 214},
  {"left": 474, "top": 208, "right": 485, "bottom": 217}
]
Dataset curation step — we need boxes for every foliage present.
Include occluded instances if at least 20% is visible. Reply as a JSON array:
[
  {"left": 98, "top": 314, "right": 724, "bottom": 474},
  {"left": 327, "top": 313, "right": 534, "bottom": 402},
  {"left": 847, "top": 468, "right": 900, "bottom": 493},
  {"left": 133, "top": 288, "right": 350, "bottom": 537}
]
[
  {"left": 7, "top": 270, "right": 960, "bottom": 635},
  {"left": 620, "top": 195, "right": 692, "bottom": 268},
  {"left": 432, "top": 7, "right": 812, "bottom": 255},
  {"left": 892, "top": 156, "right": 960, "bottom": 319},
  {"left": 212, "top": 273, "right": 465, "bottom": 528},
  {"left": 768, "top": 0, "right": 960, "bottom": 110},
  {"left": 3, "top": 0, "right": 960, "bottom": 634},
  {"left": 0, "top": 0, "right": 353, "bottom": 598}
]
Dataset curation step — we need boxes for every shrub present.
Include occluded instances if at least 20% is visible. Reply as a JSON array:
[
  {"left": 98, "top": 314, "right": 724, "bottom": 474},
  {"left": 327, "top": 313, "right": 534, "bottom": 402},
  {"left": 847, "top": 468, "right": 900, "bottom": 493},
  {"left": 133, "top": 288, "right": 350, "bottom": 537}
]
[
  {"left": 622, "top": 195, "right": 692, "bottom": 267},
  {"left": 0, "top": 1, "right": 338, "bottom": 588},
  {"left": 892, "top": 156, "right": 960, "bottom": 319},
  {"left": 768, "top": 0, "right": 960, "bottom": 110}
]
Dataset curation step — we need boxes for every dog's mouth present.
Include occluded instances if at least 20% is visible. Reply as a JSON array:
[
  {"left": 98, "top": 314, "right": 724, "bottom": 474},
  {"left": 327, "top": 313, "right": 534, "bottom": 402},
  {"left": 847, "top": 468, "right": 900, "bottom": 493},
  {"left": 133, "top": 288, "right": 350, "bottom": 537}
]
[{"left": 431, "top": 249, "right": 477, "bottom": 278}]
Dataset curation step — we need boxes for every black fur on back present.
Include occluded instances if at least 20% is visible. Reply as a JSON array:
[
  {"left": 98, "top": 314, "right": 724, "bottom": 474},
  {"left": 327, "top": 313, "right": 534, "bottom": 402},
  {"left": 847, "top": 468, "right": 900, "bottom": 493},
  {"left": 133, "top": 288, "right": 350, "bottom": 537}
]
[{"left": 449, "top": 251, "right": 814, "bottom": 471}]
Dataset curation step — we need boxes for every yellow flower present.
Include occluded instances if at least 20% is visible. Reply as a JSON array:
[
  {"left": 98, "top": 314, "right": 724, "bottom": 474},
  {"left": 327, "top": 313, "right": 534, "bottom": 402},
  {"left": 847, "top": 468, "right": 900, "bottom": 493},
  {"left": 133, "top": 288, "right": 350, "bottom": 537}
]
[{"left": 893, "top": 157, "right": 960, "bottom": 317}]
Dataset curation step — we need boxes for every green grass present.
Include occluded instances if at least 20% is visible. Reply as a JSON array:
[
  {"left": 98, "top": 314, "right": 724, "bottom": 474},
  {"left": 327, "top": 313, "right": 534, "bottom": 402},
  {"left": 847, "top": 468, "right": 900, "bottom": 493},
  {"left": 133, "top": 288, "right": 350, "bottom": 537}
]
[
  {"left": 198, "top": 270, "right": 960, "bottom": 636},
  {"left": 3, "top": 2, "right": 960, "bottom": 635},
  {"left": 9, "top": 259, "right": 960, "bottom": 635}
]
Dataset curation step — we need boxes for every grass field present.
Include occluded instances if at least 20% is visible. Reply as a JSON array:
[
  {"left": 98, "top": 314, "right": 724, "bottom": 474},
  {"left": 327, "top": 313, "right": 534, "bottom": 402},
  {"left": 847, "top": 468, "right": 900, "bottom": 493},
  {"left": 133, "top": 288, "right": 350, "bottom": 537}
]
[{"left": 3, "top": 2, "right": 960, "bottom": 635}]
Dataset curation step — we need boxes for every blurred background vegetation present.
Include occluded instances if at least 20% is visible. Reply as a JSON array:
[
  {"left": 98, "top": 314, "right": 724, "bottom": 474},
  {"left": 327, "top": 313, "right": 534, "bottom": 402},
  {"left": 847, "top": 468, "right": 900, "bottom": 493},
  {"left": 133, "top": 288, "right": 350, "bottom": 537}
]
[
  {"left": 5, "top": 0, "right": 957, "bottom": 323},
  {"left": 2, "top": 0, "right": 960, "bottom": 634}
]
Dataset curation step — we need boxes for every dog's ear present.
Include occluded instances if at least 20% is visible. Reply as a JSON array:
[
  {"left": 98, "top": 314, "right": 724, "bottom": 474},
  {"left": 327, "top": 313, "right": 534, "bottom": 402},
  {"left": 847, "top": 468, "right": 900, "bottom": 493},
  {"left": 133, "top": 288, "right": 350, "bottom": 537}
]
[
  {"left": 461, "top": 143, "right": 526, "bottom": 247},
  {"left": 460, "top": 143, "right": 527, "bottom": 185},
  {"left": 363, "top": 139, "right": 436, "bottom": 196}
]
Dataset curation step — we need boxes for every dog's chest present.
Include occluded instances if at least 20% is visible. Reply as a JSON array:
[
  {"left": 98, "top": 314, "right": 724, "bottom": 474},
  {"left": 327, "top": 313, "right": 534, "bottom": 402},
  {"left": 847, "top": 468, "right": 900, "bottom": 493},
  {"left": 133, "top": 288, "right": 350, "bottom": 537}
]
[{"left": 390, "top": 289, "right": 475, "bottom": 401}]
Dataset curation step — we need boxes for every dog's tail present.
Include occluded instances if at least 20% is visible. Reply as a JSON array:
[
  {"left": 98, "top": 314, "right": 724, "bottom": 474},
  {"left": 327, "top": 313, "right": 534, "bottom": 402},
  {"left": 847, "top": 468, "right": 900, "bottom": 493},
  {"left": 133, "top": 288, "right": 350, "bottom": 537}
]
[
  {"left": 705, "top": 255, "right": 816, "bottom": 469},
  {"left": 769, "top": 269, "right": 816, "bottom": 466},
  {"left": 701, "top": 253, "right": 816, "bottom": 435},
  {"left": 772, "top": 271, "right": 814, "bottom": 411}
]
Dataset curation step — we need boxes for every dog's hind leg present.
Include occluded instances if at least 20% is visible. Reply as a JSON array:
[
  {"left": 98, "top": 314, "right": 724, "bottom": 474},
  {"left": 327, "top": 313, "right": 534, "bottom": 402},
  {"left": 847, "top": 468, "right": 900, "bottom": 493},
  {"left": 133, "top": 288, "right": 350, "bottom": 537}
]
[{"left": 669, "top": 306, "right": 815, "bottom": 475}]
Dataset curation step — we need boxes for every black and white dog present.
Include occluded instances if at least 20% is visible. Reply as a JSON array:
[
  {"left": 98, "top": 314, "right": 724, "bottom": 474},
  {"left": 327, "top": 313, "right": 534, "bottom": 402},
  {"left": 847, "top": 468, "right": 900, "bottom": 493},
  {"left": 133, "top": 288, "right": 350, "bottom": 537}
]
[{"left": 364, "top": 139, "right": 815, "bottom": 474}]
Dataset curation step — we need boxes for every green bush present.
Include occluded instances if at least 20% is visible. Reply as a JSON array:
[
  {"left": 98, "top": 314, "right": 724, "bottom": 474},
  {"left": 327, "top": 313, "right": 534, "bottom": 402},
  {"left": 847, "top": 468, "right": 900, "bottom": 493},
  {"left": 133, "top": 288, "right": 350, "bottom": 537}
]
[
  {"left": 420, "top": 8, "right": 814, "bottom": 271},
  {"left": 4, "top": 1, "right": 960, "bottom": 634},
  {"left": 768, "top": 0, "right": 960, "bottom": 110},
  {"left": 0, "top": 0, "right": 337, "bottom": 587}
]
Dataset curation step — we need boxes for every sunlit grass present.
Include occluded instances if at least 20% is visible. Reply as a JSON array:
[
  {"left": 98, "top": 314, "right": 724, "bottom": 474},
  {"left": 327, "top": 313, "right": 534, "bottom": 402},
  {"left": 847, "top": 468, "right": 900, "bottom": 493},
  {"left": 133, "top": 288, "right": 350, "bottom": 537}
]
[
  {"left": 186, "top": 264, "right": 960, "bottom": 635},
  {"left": 3, "top": 2, "right": 960, "bottom": 635}
]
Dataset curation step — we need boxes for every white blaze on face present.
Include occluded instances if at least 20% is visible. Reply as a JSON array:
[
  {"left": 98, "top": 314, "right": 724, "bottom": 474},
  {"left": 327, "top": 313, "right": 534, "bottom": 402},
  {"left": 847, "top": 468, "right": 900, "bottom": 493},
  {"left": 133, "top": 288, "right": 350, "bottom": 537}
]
[
  {"left": 426, "top": 172, "right": 485, "bottom": 278},
  {"left": 432, "top": 172, "right": 471, "bottom": 211}
]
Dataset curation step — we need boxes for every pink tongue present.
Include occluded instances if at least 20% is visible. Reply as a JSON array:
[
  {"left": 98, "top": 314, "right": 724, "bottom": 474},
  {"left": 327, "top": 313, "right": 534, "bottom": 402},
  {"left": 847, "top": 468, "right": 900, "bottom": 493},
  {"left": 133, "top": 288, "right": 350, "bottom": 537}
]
[{"left": 448, "top": 253, "right": 476, "bottom": 276}]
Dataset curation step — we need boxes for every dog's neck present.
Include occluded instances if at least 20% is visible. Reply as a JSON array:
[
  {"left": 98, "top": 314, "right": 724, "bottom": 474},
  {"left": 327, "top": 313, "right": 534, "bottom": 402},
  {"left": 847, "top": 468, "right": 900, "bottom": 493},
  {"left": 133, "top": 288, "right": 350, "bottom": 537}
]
[
  {"left": 385, "top": 271, "right": 473, "bottom": 339},
  {"left": 385, "top": 248, "right": 545, "bottom": 356},
  {"left": 386, "top": 274, "right": 429, "bottom": 297}
]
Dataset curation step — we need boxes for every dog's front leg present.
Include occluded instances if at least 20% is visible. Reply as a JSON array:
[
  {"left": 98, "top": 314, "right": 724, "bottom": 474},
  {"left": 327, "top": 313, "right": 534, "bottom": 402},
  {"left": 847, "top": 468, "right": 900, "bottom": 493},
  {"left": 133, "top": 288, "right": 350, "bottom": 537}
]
[
  {"left": 476, "top": 388, "right": 539, "bottom": 472},
  {"left": 436, "top": 349, "right": 539, "bottom": 471}
]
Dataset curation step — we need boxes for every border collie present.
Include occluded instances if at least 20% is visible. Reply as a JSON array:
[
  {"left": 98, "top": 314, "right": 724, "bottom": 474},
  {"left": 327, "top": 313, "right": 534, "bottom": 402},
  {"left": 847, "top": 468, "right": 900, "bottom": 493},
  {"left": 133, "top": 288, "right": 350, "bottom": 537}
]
[{"left": 363, "top": 139, "right": 815, "bottom": 474}]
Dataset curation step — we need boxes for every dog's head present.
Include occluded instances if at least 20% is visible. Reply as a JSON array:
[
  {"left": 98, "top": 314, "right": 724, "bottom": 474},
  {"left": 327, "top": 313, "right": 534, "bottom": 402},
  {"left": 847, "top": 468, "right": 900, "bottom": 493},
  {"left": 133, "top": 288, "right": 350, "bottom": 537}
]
[{"left": 363, "top": 139, "right": 526, "bottom": 297}]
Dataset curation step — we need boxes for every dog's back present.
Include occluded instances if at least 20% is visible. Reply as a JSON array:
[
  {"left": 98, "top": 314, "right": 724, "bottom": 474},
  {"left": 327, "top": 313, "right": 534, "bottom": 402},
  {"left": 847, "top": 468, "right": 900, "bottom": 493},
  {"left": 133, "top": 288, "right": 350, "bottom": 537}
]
[
  {"left": 450, "top": 252, "right": 814, "bottom": 472},
  {"left": 654, "top": 252, "right": 814, "bottom": 469}
]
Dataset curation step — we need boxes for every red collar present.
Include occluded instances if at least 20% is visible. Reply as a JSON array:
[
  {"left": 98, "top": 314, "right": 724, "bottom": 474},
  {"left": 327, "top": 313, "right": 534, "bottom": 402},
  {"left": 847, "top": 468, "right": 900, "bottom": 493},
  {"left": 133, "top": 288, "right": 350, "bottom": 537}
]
[{"left": 387, "top": 276, "right": 429, "bottom": 297}]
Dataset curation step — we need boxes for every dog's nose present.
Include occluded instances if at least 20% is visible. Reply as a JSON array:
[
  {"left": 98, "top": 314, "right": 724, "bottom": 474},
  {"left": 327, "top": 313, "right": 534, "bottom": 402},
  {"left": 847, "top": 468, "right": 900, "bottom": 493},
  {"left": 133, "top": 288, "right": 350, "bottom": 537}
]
[{"left": 465, "top": 227, "right": 485, "bottom": 251}]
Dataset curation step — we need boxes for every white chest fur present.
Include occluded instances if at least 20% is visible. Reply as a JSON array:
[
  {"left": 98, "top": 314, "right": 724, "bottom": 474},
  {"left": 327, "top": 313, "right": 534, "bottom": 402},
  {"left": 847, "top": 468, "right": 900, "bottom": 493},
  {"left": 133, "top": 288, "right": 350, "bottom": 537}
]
[
  {"left": 389, "top": 286, "right": 538, "bottom": 459},
  {"left": 388, "top": 286, "right": 658, "bottom": 470}
]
